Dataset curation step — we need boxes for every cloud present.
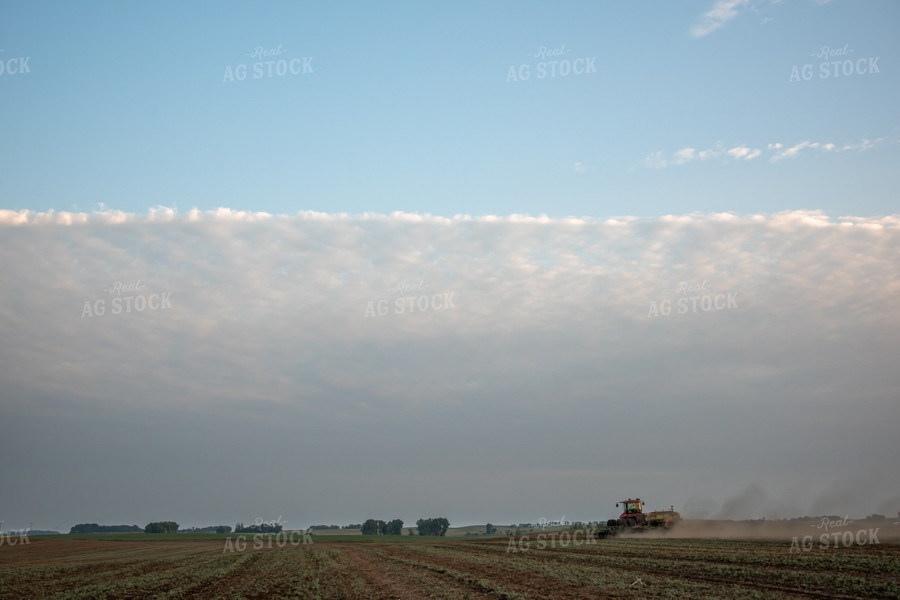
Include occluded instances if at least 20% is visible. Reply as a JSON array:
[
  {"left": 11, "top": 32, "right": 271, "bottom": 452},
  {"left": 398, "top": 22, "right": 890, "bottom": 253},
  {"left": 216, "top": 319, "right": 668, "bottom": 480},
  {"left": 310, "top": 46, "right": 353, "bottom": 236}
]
[
  {"left": 643, "top": 147, "right": 720, "bottom": 168},
  {"left": 690, "top": 0, "right": 752, "bottom": 38},
  {"left": 673, "top": 148, "right": 698, "bottom": 164},
  {"left": 645, "top": 137, "right": 890, "bottom": 168},
  {"left": 645, "top": 144, "right": 749, "bottom": 168},
  {"left": 769, "top": 138, "right": 887, "bottom": 162},
  {"left": 1, "top": 209, "right": 898, "bottom": 526},
  {"left": 769, "top": 140, "right": 829, "bottom": 161},
  {"left": 691, "top": 0, "right": 833, "bottom": 37},
  {"left": 643, "top": 151, "right": 668, "bottom": 169},
  {"left": 3, "top": 209, "right": 898, "bottom": 416},
  {"left": 726, "top": 146, "right": 763, "bottom": 160}
]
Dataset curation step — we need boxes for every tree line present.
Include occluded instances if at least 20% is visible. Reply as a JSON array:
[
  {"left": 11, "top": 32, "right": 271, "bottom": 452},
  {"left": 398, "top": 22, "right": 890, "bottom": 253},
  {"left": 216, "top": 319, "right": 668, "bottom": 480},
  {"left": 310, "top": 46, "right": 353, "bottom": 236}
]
[
  {"left": 416, "top": 517, "right": 450, "bottom": 536},
  {"left": 180, "top": 525, "right": 232, "bottom": 534},
  {"left": 234, "top": 521, "right": 283, "bottom": 534},
  {"left": 69, "top": 523, "right": 142, "bottom": 534},
  {"left": 69, "top": 517, "right": 453, "bottom": 536},
  {"left": 361, "top": 519, "right": 404, "bottom": 535},
  {"left": 144, "top": 521, "right": 179, "bottom": 533},
  {"left": 358, "top": 517, "right": 450, "bottom": 536}
]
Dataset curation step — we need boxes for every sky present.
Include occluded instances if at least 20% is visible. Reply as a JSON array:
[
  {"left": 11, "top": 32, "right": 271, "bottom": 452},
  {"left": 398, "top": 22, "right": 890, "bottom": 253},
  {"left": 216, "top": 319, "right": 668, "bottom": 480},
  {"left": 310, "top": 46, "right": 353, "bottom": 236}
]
[{"left": 0, "top": 1, "right": 898, "bottom": 532}]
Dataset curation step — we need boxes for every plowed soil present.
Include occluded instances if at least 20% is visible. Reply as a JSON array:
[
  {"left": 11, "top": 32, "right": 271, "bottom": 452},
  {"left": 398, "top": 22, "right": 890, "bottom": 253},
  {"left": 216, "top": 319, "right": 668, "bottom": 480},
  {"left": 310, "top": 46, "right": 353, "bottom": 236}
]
[{"left": 1, "top": 535, "right": 897, "bottom": 599}]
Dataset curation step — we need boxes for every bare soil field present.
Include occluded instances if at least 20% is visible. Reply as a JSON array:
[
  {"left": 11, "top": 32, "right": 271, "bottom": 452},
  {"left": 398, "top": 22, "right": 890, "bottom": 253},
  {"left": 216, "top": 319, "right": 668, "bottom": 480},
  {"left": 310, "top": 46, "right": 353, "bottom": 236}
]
[{"left": 0, "top": 532, "right": 897, "bottom": 599}]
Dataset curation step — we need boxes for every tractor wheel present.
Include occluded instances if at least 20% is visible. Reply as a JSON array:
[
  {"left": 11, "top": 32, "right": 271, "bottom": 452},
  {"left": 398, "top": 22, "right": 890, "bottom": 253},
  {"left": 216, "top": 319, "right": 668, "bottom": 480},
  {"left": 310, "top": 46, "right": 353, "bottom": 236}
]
[
  {"left": 606, "top": 519, "right": 618, "bottom": 528},
  {"left": 625, "top": 518, "right": 636, "bottom": 527}
]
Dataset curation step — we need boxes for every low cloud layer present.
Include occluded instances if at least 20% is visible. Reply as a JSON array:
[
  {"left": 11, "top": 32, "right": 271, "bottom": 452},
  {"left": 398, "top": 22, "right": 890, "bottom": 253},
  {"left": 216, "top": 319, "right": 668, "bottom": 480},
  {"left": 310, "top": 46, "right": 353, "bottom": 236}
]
[{"left": 1, "top": 210, "right": 898, "bottom": 529}]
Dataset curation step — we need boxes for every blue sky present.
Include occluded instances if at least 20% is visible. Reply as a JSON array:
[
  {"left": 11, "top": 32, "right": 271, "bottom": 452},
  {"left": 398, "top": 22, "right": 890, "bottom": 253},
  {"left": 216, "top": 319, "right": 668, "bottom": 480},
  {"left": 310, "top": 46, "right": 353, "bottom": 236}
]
[
  {"left": 1, "top": 2, "right": 899, "bottom": 532},
  {"left": 2, "top": 0, "right": 897, "bottom": 218}
]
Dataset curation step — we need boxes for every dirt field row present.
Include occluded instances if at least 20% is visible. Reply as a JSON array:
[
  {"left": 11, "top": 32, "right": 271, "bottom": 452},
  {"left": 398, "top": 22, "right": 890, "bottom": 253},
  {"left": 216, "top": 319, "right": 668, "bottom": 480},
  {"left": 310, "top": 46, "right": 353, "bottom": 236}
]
[{"left": 0, "top": 535, "right": 897, "bottom": 599}]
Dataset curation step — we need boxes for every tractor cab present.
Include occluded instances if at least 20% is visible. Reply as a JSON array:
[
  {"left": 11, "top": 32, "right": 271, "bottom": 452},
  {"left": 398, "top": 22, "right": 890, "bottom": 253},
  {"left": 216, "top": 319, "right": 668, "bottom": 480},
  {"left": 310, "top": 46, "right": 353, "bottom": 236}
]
[
  {"left": 615, "top": 498, "right": 647, "bottom": 525},
  {"left": 617, "top": 498, "right": 645, "bottom": 517}
]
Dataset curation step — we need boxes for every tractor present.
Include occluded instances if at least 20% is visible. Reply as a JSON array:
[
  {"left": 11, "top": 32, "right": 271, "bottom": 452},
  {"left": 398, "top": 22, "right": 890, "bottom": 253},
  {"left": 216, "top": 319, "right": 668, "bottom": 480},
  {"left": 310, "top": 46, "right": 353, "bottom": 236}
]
[{"left": 595, "top": 498, "right": 681, "bottom": 538}]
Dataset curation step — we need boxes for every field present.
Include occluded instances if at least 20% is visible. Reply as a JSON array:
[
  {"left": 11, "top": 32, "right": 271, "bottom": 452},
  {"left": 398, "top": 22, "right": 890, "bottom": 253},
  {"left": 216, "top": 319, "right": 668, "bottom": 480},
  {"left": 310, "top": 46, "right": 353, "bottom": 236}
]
[{"left": 1, "top": 531, "right": 898, "bottom": 599}]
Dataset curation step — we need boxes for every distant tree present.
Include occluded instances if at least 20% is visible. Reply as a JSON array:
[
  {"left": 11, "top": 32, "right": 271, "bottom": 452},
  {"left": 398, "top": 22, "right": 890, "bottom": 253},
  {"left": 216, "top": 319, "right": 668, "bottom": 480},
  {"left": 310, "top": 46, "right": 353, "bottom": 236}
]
[
  {"left": 69, "top": 523, "right": 142, "bottom": 534},
  {"left": 439, "top": 518, "right": 449, "bottom": 536},
  {"left": 144, "top": 521, "right": 179, "bottom": 534},
  {"left": 180, "top": 525, "right": 232, "bottom": 534},
  {"left": 357, "top": 519, "right": 405, "bottom": 535},
  {"left": 486, "top": 523, "right": 497, "bottom": 535},
  {"left": 416, "top": 517, "right": 450, "bottom": 536},
  {"left": 361, "top": 519, "right": 385, "bottom": 535},
  {"left": 384, "top": 519, "right": 404, "bottom": 535},
  {"left": 234, "top": 521, "right": 282, "bottom": 534}
]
